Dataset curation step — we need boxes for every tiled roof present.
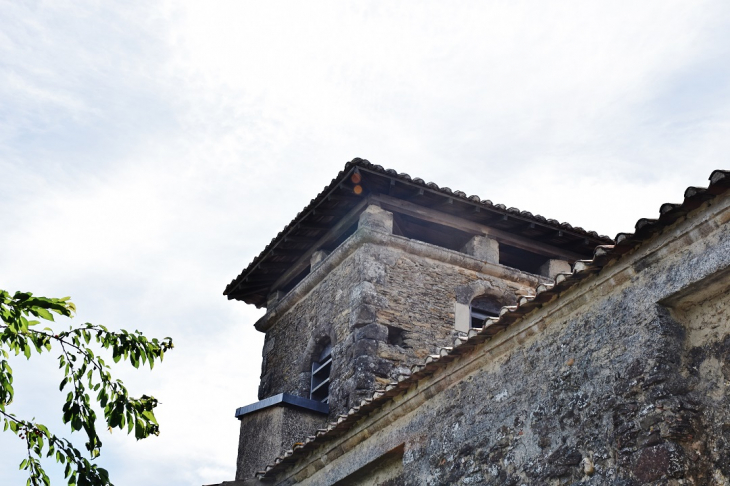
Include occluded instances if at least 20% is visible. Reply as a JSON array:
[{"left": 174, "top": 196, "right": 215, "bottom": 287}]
[
  {"left": 224, "top": 158, "right": 612, "bottom": 306},
  {"left": 254, "top": 169, "right": 730, "bottom": 481}
]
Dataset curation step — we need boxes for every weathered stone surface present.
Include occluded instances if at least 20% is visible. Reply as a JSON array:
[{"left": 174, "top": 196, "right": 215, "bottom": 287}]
[
  {"left": 264, "top": 194, "right": 730, "bottom": 485},
  {"left": 266, "top": 290, "right": 285, "bottom": 309},
  {"left": 539, "top": 258, "right": 571, "bottom": 278},
  {"left": 354, "top": 323, "right": 389, "bottom": 342},
  {"left": 235, "top": 405, "right": 327, "bottom": 481},
  {"left": 256, "top": 229, "right": 539, "bottom": 418},
  {"left": 460, "top": 235, "right": 499, "bottom": 264},
  {"left": 309, "top": 250, "right": 329, "bottom": 270},
  {"left": 358, "top": 204, "right": 393, "bottom": 233}
]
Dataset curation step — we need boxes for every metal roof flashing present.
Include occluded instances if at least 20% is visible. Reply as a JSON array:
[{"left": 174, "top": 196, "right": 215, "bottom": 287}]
[{"left": 234, "top": 393, "right": 329, "bottom": 419}]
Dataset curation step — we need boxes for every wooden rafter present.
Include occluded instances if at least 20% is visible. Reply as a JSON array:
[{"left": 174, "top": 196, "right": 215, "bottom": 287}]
[
  {"left": 370, "top": 193, "right": 584, "bottom": 261},
  {"left": 270, "top": 197, "right": 370, "bottom": 292}
]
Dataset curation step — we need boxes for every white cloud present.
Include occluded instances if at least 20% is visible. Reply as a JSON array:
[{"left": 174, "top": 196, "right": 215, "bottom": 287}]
[{"left": 1, "top": 1, "right": 730, "bottom": 484}]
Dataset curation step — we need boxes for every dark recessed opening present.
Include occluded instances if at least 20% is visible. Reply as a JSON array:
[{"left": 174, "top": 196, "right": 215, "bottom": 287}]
[
  {"left": 470, "top": 294, "right": 503, "bottom": 328},
  {"left": 281, "top": 266, "right": 310, "bottom": 294},
  {"left": 323, "top": 221, "right": 359, "bottom": 252},
  {"left": 281, "top": 222, "right": 360, "bottom": 295},
  {"left": 393, "top": 213, "right": 473, "bottom": 252},
  {"left": 498, "top": 244, "right": 548, "bottom": 275},
  {"left": 310, "top": 341, "right": 332, "bottom": 404},
  {"left": 386, "top": 325, "right": 408, "bottom": 347}
]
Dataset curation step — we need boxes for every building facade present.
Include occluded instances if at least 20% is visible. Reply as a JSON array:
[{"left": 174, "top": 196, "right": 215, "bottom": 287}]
[{"left": 212, "top": 160, "right": 730, "bottom": 485}]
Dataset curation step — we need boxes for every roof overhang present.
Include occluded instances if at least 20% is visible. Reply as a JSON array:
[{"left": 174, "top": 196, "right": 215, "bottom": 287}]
[{"left": 224, "top": 158, "right": 613, "bottom": 307}]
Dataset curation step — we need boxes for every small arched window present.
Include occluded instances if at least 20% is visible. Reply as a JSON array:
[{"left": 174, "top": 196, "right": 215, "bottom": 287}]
[
  {"left": 469, "top": 294, "right": 503, "bottom": 328},
  {"left": 310, "top": 341, "right": 332, "bottom": 404}
]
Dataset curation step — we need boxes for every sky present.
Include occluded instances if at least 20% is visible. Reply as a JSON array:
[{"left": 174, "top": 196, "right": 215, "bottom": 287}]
[{"left": 1, "top": 1, "right": 729, "bottom": 484}]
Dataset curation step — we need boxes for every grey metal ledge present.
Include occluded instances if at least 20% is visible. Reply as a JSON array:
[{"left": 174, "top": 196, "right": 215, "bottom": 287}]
[{"left": 235, "top": 393, "right": 329, "bottom": 419}]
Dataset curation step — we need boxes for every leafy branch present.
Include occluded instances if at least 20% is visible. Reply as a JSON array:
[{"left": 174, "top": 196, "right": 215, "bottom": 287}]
[{"left": 0, "top": 290, "right": 174, "bottom": 485}]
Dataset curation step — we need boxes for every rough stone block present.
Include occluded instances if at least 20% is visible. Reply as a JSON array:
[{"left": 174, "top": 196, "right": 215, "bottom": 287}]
[
  {"left": 377, "top": 342, "right": 407, "bottom": 361},
  {"left": 460, "top": 235, "right": 499, "bottom": 264},
  {"left": 351, "top": 281, "right": 386, "bottom": 306},
  {"left": 358, "top": 205, "right": 393, "bottom": 233},
  {"left": 354, "top": 355, "right": 392, "bottom": 378},
  {"left": 350, "top": 338, "right": 378, "bottom": 357},
  {"left": 350, "top": 304, "right": 378, "bottom": 329},
  {"left": 354, "top": 371, "right": 375, "bottom": 390},
  {"left": 539, "top": 259, "right": 572, "bottom": 279},
  {"left": 355, "top": 323, "right": 389, "bottom": 342}
]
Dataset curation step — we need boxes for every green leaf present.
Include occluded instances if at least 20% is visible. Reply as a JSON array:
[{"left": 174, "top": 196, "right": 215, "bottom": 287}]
[
  {"left": 32, "top": 307, "right": 54, "bottom": 321},
  {"left": 1, "top": 288, "right": 174, "bottom": 486}
]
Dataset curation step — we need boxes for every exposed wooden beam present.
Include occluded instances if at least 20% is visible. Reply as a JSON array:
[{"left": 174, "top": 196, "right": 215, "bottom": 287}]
[
  {"left": 297, "top": 223, "right": 331, "bottom": 231},
  {"left": 231, "top": 285, "right": 272, "bottom": 298},
  {"left": 408, "top": 188, "right": 425, "bottom": 201},
  {"left": 283, "top": 235, "right": 318, "bottom": 244},
  {"left": 326, "top": 193, "right": 358, "bottom": 203},
  {"left": 370, "top": 193, "right": 584, "bottom": 261},
  {"left": 270, "top": 197, "right": 370, "bottom": 291},
  {"left": 258, "top": 263, "right": 292, "bottom": 272},
  {"left": 268, "top": 248, "right": 308, "bottom": 256},
  {"left": 398, "top": 217, "right": 467, "bottom": 251}
]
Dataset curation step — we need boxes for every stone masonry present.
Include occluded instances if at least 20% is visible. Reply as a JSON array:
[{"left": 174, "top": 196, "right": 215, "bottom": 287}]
[
  {"left": 253, "top": 205, "right": 547, "bottom": 419},
  {"left": 214, "top": 164, "right": 730, "bottom": 486},
  {"left": 261, "top": 180, "right": 730, "bottom": 485}
]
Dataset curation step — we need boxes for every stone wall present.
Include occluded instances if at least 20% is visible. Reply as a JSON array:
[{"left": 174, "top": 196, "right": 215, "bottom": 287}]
[
  {"left": 269, "top": 194, "right": 730, "bottom": 485},
  {"left": 256, "top": 244, "right": 361, "bottom": 403},
  {"left": 340, "top": 239, "right": 542, "bottom": 412},
  {"left": 235, "top": 405, "right": 328, "bottom": 481},
  {"left": 256, "top": 227, "right": 544, "bottom": 419}
]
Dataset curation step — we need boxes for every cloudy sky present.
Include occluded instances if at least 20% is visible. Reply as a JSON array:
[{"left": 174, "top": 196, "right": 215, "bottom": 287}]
[{"left": 1, "top": 1, "right": 729, "bottom": 484}]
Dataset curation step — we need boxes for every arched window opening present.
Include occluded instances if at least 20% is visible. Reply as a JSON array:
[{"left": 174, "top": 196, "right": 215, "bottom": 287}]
[
  {"left": 469, "top": 294, "right": 503, "bottom": 328},
  {"left": 310, "top": 341, "right": 332, "bottom": 404}
]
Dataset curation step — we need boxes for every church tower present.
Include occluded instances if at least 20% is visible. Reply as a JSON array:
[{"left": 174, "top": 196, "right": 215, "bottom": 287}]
[{"left": 224, "top": 159, "right": 609, "bottom": 481}]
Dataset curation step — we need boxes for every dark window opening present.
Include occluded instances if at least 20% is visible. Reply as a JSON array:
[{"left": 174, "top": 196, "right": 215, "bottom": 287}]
[
  {"left": 280, "top": 222, "right": 360, "bottom": 296},
  {"left": 470, "top": 295, "right": 504, "bottom": 328},
  {"left": 392, "top": 213, "right": 473, "bottom": 252},
  {"left": 310, "top": 341, "right": 332, "bottom": 404},
  {"left": 498, "top": 243, "right": 549, "bottom": 275},
  {"left": 386, "top": 325, "right": 407, "bottom": 347},
  {"left": 323, "top": 221, "right": 359, "bottom": 252}
]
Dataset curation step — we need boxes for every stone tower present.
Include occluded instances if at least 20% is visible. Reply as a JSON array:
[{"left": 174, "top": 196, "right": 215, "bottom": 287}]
[{"left": 223, "top": 159, "right": 609, "bottom": 481}]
